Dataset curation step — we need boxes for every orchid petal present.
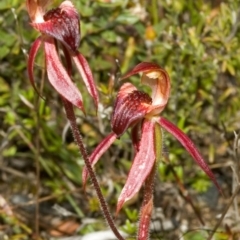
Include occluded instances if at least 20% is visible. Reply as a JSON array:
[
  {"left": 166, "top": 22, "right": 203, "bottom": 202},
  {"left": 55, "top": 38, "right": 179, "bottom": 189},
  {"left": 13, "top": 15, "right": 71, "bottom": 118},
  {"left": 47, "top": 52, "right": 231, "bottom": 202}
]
[
  {"left": 121, "top": 62, "right": 171, "bottom": 116},
  {"left": 82, "top": 132, "right": 117, "bottom": 187},
  {"left": 158, "top": 117, "right": 222, "bottom": 194},
  {"left": 44, "top": 37, "right": 84, "bottom": 110},
  {"left": 26, "top": 0, "right": 51, "bottom": 23},
  {"left": 72, "top": 53, "right": 99, "bottom": 109},
  {"left": 117, "top": 120, "right": 156, "bottom": 213},
  {"left": 27, "top": 36, "right": 43, "bottom": 97},
  {"left": 111, "top": 83, "right": 152, "bottom": 136},
  {"left": 32, "top": 0, "right": 80, "bottom": 52}
]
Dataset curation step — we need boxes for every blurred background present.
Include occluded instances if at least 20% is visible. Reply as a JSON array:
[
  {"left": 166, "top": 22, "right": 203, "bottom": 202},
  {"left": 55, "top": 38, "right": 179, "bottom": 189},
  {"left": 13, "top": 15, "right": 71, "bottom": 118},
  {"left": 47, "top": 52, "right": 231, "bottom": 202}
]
[{"left": 0, "top": 0, "right": 240, "bottom": 239}]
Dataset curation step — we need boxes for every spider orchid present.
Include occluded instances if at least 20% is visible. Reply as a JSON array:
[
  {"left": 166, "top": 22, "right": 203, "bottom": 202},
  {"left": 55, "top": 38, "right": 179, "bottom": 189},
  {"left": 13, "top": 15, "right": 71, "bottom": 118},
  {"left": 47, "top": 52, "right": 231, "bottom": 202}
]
[
  {"left": 26, "top": 0, "right": 98, "bottom": 111},
  {"left": 26, "top": 2, "right": 126, "bottom": 239},
  {"left": 83, "top": 62, "right": 222, "bottom": 239}
]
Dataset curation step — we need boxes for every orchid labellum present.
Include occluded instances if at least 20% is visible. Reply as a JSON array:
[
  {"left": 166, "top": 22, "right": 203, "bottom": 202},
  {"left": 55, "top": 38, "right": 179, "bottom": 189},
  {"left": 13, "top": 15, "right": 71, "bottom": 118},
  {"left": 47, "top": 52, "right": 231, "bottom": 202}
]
[
  {"left": 83, "top": 62, "right": 222, "bottom": 239},
  {"left": 26, "top": 0, "right": 98, "bottom": 111}
]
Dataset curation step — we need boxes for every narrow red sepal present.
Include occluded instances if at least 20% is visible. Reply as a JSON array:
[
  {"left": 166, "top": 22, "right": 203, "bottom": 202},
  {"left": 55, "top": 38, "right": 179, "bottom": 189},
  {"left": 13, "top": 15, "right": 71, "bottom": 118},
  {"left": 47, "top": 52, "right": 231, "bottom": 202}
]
[
  {"left": 121, "top": 62, "right": 163, "bottom": 80},
  {"left": 82, "top": 132, "right": 117, "bottom": 187},
  {"left": 116, "top": 120, "right": 156, "bottom": 213},
  {"left": 44, "top": 38, "right": 84, "bottom": 110},
  {"left": 158, "top": 117, "right": 223, "bottom": 194},
  {"left": 27, "top": 37, "right": 43, "bottom": 96},
  {"left": 72, "top": 53, "right": 99, "bottom": 110}
]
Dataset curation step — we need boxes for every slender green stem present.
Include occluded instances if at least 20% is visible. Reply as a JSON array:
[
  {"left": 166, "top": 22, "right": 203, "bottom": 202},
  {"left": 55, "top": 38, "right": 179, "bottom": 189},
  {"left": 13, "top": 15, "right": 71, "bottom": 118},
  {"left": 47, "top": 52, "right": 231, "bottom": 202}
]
[{"left": 151, "top": 0, "right": 159, "bottom": 25}]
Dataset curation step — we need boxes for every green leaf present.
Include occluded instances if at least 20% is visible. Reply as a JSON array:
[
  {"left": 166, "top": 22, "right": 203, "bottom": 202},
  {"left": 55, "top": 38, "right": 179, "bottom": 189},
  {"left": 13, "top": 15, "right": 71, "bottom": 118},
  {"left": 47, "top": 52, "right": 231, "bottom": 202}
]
[
  {"left": 101, "top": 30, "right": 117, "bottom": 43},
  {"left": 0, "top": 46, "right": 10, "bottom": 59},
  {"left": 2, "top": 146, "right": 17, "bottom": 157},
  {"left": 115, "top": 10, "right": 140, "bottom": 25},
  {"left": 0, "top": 30, "right": 16, "bottom": 47}
]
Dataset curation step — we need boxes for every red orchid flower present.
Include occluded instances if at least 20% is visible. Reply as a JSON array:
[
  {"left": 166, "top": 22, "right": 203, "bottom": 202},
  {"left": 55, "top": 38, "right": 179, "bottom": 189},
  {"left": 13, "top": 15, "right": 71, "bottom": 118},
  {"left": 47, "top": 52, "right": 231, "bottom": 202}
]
[
  {"left": 83, "top": 62, "right": 222, "bottom": 238},
  {"left": 26, "top": 0, "right": 98, "bottom": 111}
]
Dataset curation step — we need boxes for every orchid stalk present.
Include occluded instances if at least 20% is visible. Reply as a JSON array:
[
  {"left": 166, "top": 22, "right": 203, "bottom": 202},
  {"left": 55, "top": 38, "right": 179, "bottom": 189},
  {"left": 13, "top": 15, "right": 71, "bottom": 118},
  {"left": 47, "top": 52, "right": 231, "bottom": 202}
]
[
  {"left": 26, "top": 1, "right": 124, "bottom": 239},
  {"left": 83, "top": 62, "right": 222, "bottom": 239}
]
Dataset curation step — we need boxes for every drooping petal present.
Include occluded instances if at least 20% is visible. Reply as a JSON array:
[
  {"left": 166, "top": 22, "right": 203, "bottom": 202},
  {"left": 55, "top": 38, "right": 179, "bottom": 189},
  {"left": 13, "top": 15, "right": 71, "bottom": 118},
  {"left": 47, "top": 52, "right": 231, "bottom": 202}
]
[
  {"left": 82, "top": 132, "right": 117, "bottom": 187},
  {"left": 117, "top": 120, "right": 156, "bottom": 213},
  {"left": 111, "top": 83, "right": 152, "bottom": 136},
  {"left": 44, "top": 37, "right": 84, "bottom": 110},
  {"left": 27, "top": 36, "right": 43, "bottom": 96},
  {"left": 32, "top": 0, "right": 80, "bottom": 52},
  {"left": 72, "top": 53, "right": 99, "bottom": 109},
  {"left": 121, "top": 62, "right": 171, "bottom": 116},
  {"left": 158, "top": 117, "right": 222, "bottom": 194}
]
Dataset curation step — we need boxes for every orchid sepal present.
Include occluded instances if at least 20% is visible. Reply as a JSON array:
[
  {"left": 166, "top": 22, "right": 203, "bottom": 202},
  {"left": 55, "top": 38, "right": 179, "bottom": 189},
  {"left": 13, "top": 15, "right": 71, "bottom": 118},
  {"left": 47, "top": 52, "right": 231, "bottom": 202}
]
[
  {"left": 72, "top": 53, "right": 99, "bottom": 110},
  {"left": 44, "top": 37, "right": 84, "bottom": 111},
  {"left": 116, "top": 120, "right": 156, "bottom": 213},
  {"left": 158, "top": 116, "right": 223, "bottom": 195},
  {"left": 82, "top": 132, "right": 118, "bottom": 187},
  {"left": 27, "top": 36, "right": 43, "bottom": 97}
]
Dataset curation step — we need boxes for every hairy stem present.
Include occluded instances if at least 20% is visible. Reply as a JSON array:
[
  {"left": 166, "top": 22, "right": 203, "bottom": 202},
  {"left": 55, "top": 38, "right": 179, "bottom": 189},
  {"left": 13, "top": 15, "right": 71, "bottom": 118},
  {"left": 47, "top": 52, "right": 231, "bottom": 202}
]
[
  {"left": 137, "top": 123, "right": 161, "bottom": 240},
  {"left": 138, "top": 165, "right": 156, "bottom": 240},
  {"left": 62, "top": 99, "right": 124, "bottom": 240}
]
